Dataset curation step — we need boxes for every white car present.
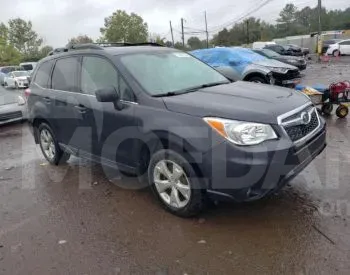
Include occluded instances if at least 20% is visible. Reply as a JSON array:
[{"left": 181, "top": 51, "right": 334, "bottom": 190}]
[
  {"left": 326, "top": 39, "right": 350, "bottom": 56},
  {"left": 4, "top": 71, "right": 30, "bottom": 89}
]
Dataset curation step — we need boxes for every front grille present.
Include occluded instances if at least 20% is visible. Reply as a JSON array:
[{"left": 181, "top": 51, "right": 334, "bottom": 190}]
[
  {"left": 282, "top": 107, "right": 320, "bottom": 142},
  {"left": 0, "top": 111, "right": 22, "bottom": 122}
]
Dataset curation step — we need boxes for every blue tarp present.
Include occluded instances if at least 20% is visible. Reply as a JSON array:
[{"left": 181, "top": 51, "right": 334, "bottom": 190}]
[
  {"left": 191, "top": 47, "right": 266, "bottom": 65},
  {"left": 191, "top": 47, "right": 267, "bottom": 73}
]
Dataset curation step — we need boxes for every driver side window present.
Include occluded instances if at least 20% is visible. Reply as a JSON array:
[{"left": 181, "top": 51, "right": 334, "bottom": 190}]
[{"left": 81, "top": 56, "right": 134, "bottom": 102}]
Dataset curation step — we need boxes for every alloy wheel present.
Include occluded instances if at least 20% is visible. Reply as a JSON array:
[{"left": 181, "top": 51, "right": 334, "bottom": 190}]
[
  {"left": 40, "top": 129, "right": 56, "bottom": 161},
  {"left": 153, "top": 160, "right": 191, "bottom": 209}
]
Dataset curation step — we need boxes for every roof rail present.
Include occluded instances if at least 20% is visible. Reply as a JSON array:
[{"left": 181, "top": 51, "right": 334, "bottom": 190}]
[{"left": 47, "top": 42, "right": 164, "bottom": 56}]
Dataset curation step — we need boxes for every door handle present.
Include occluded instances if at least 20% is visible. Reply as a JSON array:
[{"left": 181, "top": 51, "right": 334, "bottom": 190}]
[{"left": 74, "top": 104, "right": 87, "bottom": 113}]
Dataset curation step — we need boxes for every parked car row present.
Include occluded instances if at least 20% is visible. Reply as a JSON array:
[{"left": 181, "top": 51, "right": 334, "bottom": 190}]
[
  {"left": 0, "top": 62, "right": 37, "bottom": 89},
  {"left": 24, "top": 42, "right": 326, "bottom": 216}
]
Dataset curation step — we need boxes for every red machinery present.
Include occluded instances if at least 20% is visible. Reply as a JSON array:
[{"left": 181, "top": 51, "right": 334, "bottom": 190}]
[{"left": 321, "top": 81, "right": 350, "bottom": 118}]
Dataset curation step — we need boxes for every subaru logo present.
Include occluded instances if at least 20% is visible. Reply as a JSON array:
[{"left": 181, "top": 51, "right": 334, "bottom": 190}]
[{"left": 301, "top": 111, "right": 310, "bottom": 124}]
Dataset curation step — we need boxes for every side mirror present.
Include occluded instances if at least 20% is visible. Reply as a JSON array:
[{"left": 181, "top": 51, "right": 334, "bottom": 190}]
[{"left": 95, "top": 86, "right": 122, "bottom": 110}]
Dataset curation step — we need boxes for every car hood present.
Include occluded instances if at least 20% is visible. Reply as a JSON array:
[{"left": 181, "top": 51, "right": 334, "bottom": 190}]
[
  {"left": 276, "top": 55, "right": 304, "bottom": 62},
  {"left": 15, "top": 76, "right": 29, "bottom": 80},
  {"left": 163, "top": 81, "right": 310, "bottom": 124},
  {"left": 253, "top": 59, "right": 298, "bottom": 70}
]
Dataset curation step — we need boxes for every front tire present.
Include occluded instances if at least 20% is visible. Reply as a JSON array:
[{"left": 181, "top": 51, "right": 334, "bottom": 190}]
[
  {"left": 247, "top": 76, "right": 268, "bottom": 84},
  {"left": 333, "top": 50, "right": 340, "bottom": 57},
  {"left": 148, "top": 149, "right": 206, "bottom": 217},
  {"left": 38, "top": 123, "right": 70, "bottom": 165},
  {"left": 321, "top": 102, "right": 333, "bottom": 115}
]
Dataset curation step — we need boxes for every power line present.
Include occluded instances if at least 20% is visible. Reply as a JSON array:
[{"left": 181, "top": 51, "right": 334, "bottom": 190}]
[{"left": 208, "top": 0, "right": 275, "bottom": 33}]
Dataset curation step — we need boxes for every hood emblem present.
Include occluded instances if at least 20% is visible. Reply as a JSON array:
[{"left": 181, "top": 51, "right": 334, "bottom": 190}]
[{"left": 301, "top": 111, "right": 311, "bottom": 125}]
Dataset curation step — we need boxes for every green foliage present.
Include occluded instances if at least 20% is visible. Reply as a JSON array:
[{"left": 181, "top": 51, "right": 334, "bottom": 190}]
[
  {"left": 211, "top": 4, "right": 350, "bottom": 46},
  {"left": 8, "top": 18, "right": 43, "bottom": 59},
  {"left": 187, "top": 37, "right": 206, "bottom": 50},
  {"left": 0, "top": 44, "right": 21, "bottom": 66},
  {"left": 67, "top": 35, "right": 94, "bottom": 47},
  {"left": 100, "top": 10, "right": 148, "bottom": 43}
]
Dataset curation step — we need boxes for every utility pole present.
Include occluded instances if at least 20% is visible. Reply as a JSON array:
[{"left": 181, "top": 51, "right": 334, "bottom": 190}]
[
  {"left": 169, "top": 21, "right": 174, "bottom": 47},
  {"left": 181, "top": 18, "right": 185, "bottom": 47},
  {"left": 317, "top": 0, "right": 322, "bottom": 56},
  {"left": 317, "top": 0, "right": 322, "bottom": 35},
  {"left": 204, "top": 11, "right": 209, "bottom": 48},
  {"left": 246, "top": 20, "right": 249, "bottom": 44}
]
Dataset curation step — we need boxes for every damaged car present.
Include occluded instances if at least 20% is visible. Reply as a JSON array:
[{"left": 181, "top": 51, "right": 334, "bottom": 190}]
[{"left": 191, "top": 47, "right": 301, "bottom": 88}]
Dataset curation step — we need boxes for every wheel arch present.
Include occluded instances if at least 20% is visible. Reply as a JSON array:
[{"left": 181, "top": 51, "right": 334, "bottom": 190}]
[
  {"left": 243, "top": 72, "right": 270, "bottom": 83},
  {"left": 135, "top": 130, "right": 205, "bottom": 179}
]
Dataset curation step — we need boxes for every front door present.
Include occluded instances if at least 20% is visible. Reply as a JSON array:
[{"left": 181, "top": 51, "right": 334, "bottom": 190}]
[{"left": 75, "top": 55, "right": 138, "bottom": 168}]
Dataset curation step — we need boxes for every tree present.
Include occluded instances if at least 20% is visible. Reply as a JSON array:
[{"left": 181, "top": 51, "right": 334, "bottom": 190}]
[
  {"left": 0, "top": 44, "right": 21, "bottom": 66},
  {"left": 0, "top": 23, "right": 8, "bottom": 45},
  {"left": 67, "top": 35, "right": 93, "bottom": 46},
  {"left": 100, "top": 10, "right": 148, "bottom": 43},
  {"left": 187, "top": 37, "right": 205, "bottom": 50},
  {"left": 276, "top": 4, "right": 299, "bottom": 36},
  {"left": 39, "top": 45, "right": 53, "bottom": 58},
  {"left": 7, "top": 18, "right": 42, "bottom": 59}
]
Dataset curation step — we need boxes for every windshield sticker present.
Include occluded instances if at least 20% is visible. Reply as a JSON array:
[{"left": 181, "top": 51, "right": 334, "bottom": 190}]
[{"left": 173, "top": 53, "right": 190, "bottom": 58}]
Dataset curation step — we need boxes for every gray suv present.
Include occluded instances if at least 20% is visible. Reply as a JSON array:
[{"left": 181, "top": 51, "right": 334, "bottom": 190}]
[{"left": 27, "top": 43, "right": 326, "bottom": 217}]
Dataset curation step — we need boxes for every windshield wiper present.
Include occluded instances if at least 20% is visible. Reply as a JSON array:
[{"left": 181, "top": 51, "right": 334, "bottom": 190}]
[{"left": 153, "top": 82, "right": 229, "bottom": 97}]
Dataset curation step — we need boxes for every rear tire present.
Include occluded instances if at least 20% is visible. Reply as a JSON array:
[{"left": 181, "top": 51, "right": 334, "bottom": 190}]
[
  {"left": 148, "top": 149, "right": 206, "bottom": 217},
  {"left": 333, "top": 50, "right": 340, "bottom": 57},
  {"left": 38, "top": 123, "right": 70, "bottom": 165}
]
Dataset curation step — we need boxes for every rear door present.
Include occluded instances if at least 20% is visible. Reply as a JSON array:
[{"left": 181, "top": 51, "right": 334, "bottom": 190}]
[
  {"left": 49, "top": 56, "right": 82, "bottom": 150},
  {"left": 75, "top": 55, "right": 138, "bottom": 167}
]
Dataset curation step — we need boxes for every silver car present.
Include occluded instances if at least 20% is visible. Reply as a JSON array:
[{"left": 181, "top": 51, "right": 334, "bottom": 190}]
[
  {"left": 191, "top": 47, "right": 301, "bottom": 88},
  {"left": 0, "top": 92, "right": 26, "bottom": 126}
]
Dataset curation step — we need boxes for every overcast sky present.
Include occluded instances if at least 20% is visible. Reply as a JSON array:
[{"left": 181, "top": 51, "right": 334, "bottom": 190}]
[{"left": 0, "top": 0, "right": 348, "bottom": 47}]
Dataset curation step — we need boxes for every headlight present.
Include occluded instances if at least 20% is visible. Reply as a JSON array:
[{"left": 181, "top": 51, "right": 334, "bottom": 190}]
[
  {"left": 266, "top": 66, "right": 289, "bottom": 74},
  {"left": 204, "top": 117, "right": 278, "bottom": 146},
  {"left": 287, "top": 59, "right": 298, "bottom": 63},
  {"left": 17, "top": 95, "right": 26, "bottom": 106}
]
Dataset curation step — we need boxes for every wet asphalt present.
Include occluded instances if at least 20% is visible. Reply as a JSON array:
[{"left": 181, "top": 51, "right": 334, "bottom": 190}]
[{"left": 1, "top": 59, "right": 350, "bottom": 274}]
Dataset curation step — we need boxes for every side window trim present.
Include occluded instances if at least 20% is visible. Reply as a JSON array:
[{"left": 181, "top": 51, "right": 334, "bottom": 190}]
[
  {"left": 50, "top": 55, "right": 81, "bottom": 93},
  {"left": 80, "top": 54, "right": 137, "bottom": 103},
  {"left": 33, "top": 60, "right": 54, "bottom": 89}
]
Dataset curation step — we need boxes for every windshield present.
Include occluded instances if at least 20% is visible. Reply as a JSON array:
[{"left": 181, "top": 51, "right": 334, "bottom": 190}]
[
  {"left": 13, "top": 71, "right": 29, "bottom": 77},
  {"left": 119, "top": 51, "right": 229, "bottom": 96},
  {"left": 261, "top": 49, "right": 280, "bottom": 58}
]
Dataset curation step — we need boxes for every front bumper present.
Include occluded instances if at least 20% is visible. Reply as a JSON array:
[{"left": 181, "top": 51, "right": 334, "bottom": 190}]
[
  {"left": 17, "top": 82, "right": 29, "bottom": 88},
  {"left": 202, "top": 123, "right": 326, "bottom": 202}
]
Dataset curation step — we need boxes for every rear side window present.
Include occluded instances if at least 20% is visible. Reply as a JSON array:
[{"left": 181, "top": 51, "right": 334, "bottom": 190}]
[
  {"left": 33, "top": 61, "right": 54, "bottom": 88},
  {"left": 52, "top": 57, "right": 79, "bottom": 92}
]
